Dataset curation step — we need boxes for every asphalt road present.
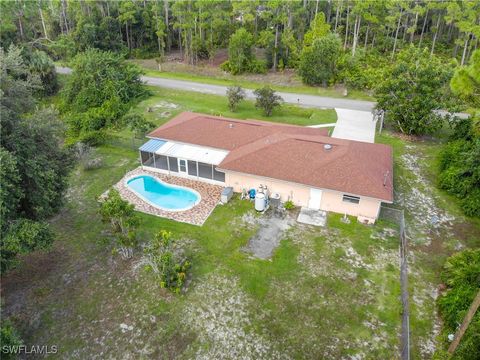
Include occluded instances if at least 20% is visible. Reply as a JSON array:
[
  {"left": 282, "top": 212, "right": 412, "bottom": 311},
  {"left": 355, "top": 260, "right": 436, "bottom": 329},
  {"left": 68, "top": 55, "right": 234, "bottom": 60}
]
[{"left": 56, "top": 66, "right": 376, "bottom": 112}]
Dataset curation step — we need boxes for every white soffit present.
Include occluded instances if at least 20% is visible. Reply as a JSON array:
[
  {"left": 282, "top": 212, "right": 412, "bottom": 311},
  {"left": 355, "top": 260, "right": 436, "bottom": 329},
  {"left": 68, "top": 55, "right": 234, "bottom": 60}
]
[{"left": 156, "top": 141, "right": 228, "bottom": 165}]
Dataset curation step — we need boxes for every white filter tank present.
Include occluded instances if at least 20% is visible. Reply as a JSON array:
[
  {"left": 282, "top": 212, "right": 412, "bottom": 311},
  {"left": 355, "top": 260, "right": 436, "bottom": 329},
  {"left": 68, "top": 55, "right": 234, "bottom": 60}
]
[{"left": 255, "top": 193, "right": 266, "bottom": 211}]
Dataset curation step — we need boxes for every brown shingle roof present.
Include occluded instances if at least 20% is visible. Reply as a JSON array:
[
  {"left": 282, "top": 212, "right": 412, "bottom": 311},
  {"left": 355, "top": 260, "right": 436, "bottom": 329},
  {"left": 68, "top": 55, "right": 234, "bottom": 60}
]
[
  {"left": 148, "top": 112, "right": 329, "bottom": 150},
  {"left": 147, "top": 112, "right": 393, "bottom": 202}
]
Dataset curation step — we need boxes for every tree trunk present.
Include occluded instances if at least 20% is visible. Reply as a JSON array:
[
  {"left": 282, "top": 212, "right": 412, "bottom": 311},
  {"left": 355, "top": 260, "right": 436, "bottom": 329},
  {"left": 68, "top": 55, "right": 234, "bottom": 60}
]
[
  {"left": 391, "top": 10, "right": 403, "bottom": 58},
  {"left": 364, "top": 24, "right": 370, "bottom": 48},
  {"left": 430, "top": 13, "right": 441, "bottom": 55},
  {"left": 164, "top": 0, "right": 170, "bottom": 51},
  {"left": 352, "top": 15, "right": 361, "bottom": 56},
  {"left": 126, "top": 23, "right": 130, "bottom": 50},
  {"left": 410, "top": 11, "right": 418, "bottom": 43},
  {"left": 61, "top": 0, "right": 69, "bottom": 33},
  {"left": 461, "top": 35, "right": 470, "bottom": 65},
  {"left": 419, "top": 9, "right": 428, "bottom": 48},
  {"left": 38, "top": 0, "right": 49, "bottom": 40},
  {"left": 334, "top": 1, "right": 341, "bottom": 33},
  {"left": 17, "top": 14, "right": 24, "bottom": 39},
  {"left": 448, "top": 290, "right": 480, "bottom": 355},
  {"left": 106, "top": 0, "right": 110, "bottom": 17},
  {"left": 315, "top": 0, "right": 319, "bottom": 17},
  {"left": 344, "top": 5, "right": 350, "bottom": 50},
  {"left": 273, "top": 23, "right": 279, "bottom": 71}
]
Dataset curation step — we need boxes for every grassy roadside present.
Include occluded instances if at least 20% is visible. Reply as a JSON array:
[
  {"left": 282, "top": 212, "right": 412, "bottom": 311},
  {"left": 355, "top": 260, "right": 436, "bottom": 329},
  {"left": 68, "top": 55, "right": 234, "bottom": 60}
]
[
  {"left": 138, "top": 67, "right": 375, "bottom": 101},
  {"left": 128, "top": 86, "right": 338, "bottom": 128}
]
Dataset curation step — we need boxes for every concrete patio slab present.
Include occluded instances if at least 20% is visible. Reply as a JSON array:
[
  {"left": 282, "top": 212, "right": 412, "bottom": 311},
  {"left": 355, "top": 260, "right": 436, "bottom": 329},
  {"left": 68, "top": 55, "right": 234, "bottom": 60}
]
[{"left": 297, "top": 207, "right": 327, "bottom": 227}]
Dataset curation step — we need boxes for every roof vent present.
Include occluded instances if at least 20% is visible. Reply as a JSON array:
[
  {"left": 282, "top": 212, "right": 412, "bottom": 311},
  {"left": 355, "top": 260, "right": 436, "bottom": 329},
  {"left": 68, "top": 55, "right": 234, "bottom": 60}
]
[
  {"left": 324, "top": 144, "right": 332, "bottom": 151},
  {"left": 229, "top": 123, "right": 234, "bottom": 129}
]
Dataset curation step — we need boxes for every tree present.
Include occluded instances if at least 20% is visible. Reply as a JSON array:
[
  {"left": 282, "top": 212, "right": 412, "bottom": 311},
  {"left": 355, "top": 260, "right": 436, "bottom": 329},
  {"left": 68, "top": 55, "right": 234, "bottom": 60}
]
[
  {"left": 375, "top": 46, "right": 453, "bottom": 135},
  {"left": 61, "top": 49, "right": 146, "bottom": 138},
  {"left": 436, "top": 249, "right": 480, "bottom": 358},
  {"left": 450, "top": 49, "right": 480, "bottom": 110},
  {"left": 226, "top": 85, "right": 246, "bottom": 111},
  {"left": 143, "top": 230, "right": 190, "bottom": 293},
  {"left": 122, "top": 113, "right": 156, "bottom": 138},
  {"left": 224, "top": 28, "right": 254, "bottom": 75},
  {"left": 0, "top": 148, "right": 22, "bottom": 229},
  {"left": 299, "top": 33, "right": 342, "bottom": 86},
  {"left": 303, "top": 11, "right": 330, "bottom": 47},
  {"left": 254, "top": 86, "right": 283, "bottom": 116},
  {"left": 99, "top": 189, "right": 139, "bottom": 259},
  {"left": 1, "top": 219, "right": 54, "bottom": 271}
]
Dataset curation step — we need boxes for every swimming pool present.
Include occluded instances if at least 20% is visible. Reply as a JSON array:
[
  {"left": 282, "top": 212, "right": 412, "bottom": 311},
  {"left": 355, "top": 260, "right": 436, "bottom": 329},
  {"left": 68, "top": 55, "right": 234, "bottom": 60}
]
[{"left": 126, "top": 175, "right": 201, "bottom": 211}]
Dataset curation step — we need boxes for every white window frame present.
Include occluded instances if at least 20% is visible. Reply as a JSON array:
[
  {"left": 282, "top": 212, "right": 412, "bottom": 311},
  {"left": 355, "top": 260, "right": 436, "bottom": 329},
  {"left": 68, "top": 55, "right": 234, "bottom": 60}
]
[{"left": 178, "top": 158, "right": 188, "bottom": 174}]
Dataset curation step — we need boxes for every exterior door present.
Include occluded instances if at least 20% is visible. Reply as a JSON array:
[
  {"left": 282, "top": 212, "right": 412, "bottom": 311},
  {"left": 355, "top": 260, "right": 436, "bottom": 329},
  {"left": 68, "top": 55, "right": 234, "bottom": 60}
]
[
  {"left": 178, "top": 158, "right": 187, "bottom": 174},
  {"left": 308, "top": 188, "right": 323, "bottom": 210}
]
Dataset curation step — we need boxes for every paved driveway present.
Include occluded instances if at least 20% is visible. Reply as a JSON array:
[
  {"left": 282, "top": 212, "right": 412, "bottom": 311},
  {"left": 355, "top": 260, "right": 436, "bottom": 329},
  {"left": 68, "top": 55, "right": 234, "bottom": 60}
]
[{"left": 331, "top": 108, "right": 377, "bottom": 143}]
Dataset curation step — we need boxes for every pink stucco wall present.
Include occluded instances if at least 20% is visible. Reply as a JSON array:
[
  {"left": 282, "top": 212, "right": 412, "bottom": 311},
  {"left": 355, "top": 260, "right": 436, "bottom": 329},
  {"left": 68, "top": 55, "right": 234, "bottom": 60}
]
[{"left": 224, "top": 171, "right": 383, "bottom": 221}]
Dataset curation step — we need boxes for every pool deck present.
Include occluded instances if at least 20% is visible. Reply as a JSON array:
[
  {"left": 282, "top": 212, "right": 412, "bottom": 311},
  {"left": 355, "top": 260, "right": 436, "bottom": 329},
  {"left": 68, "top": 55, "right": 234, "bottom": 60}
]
[{"left": 114, "top": 167, "right": 223, "bottom": 226}]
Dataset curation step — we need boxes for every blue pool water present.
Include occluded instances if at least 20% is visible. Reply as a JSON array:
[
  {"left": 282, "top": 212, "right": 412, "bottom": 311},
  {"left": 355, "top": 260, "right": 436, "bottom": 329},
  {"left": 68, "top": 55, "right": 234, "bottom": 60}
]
[{"left": 126, "top": 175, "right": 200, "bottom": 211}]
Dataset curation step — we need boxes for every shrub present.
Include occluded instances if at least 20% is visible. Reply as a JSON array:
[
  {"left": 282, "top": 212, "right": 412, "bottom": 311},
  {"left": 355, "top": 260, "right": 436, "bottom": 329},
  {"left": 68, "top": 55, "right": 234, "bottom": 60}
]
[
  {"left": 122, "top": 113, "right": 156, "bottom": 137},
  {"left": 143, "top": 230, "right": 190, "bottom": 293},
  {"left": 436, "top": 249, "right": 480, "bottom": 357},
  {"left": 284, "top": 200, "right": 295, "bottom": 210},
  {"left": 1, "top": 219, "right": 54, "bottom": 271},
  {"left": 226, "top": 28, "right": 254, "bottom": 75},
  {"left": 0, "top": 320, "right": 22, "bottom": 360},
  {"left": 226, "top": 85, "right": 246, "bottom": 111},
  {"left": 299, "top": 33, "right": 342, "bottom": 86},
  {"left": 253, "top": 86, "right": 283, "bottom": 116},
  {"left": 99, "top": 189, "right": 139, "bottom": 259},
  {"left": 79, "top": 130, "right": 108, "bottom": 146}
]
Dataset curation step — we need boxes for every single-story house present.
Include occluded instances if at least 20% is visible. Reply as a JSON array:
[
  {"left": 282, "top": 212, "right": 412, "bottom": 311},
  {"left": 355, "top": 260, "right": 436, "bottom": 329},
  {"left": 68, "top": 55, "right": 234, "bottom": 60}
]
[{"left": 139, "top": 112, "right": 393, "bottom": 223}]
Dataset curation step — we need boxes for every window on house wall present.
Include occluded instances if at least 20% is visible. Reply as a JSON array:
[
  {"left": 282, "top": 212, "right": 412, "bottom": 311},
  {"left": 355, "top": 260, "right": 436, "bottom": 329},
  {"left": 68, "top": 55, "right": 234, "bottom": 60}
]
[
  {"left": 168, "top": 157, "right": 178, "bottom": 172},
  {"left": 198, "top": 162, "right": 213, "bottom": 179},
  {"left": 154, "top": 154, "right": 168, "bottom": 170},
  {"left": 141, "top": 151, "right": 154, "bottom": 166},
  {"left": 213, "top": 168, "right": 225, "bottom": 182},
  {"left": 342, "top": 195, "right": 360, "bottom": 204},
  {"left": 188, "top": 160, "right": 197, "bottom": 176}
]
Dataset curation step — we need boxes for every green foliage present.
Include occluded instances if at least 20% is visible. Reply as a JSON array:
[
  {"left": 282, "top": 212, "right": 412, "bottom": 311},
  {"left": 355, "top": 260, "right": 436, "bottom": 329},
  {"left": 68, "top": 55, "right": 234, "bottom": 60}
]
[
  {"left": 338, "top": 50, "right": 390, "bottom": 90},
  {"left": 450, "top": 49, "right": 480, "bottom": 109},
  {"left": 61, "top": 49, "right": 146, "bottom": 138},
  {"left": 26, "top": 50, "right": 59, "bottom": 96},
  {"left": 225, "top": 28, "right": 260, "bottom": 75},
  {"left": 299, "top": 34, "right": 342, "bottom": 86},
  {"left": 375, "top": 46, "right": 453, "bottom": 135},
  {"left": 1, "top": 219, "right": 54, "bottom": 271},
  {"left": 439, "top": 118, "right": 480, "bottom": 217},
  {"left": 143, "top": 230, "right": 190, "bottom": 293},
  {"left": 73, "top": 142, "right": 103, "bottom": 171},
  {"left": 284, "top": 200, "right": 295, "bottom": 210},
  {"left": 0, "top": 319, "right": 22, "bottom": 360},
  {"left": 122, "top": 113, "right": 155, "bottom": 137},
  {"left": 226, "top": 85, "right": 246, "bottom": 111},
  {"left": 253, "top": 86, "right": 283, "bottom": 116},
  {"left": 99, "top": 189, "right": 139, "bottom": 259},
  {"left": 0, "top": 148, "right": 22, "bottom": 228},
  {"left": 303, "top": 12, "right": 331, "bottom": 47},
  {"left": 436, "top": 249, "right": 480, "bottom": 358}
]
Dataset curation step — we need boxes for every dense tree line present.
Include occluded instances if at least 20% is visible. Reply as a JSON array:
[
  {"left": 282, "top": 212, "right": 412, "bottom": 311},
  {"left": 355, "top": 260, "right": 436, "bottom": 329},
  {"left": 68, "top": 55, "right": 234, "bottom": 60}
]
[
  {"left": 1, "top": 0, "right": 479, "bottom": 68},
  {"left": 0, "top": 45, "right": 72, "bottom": 271}
]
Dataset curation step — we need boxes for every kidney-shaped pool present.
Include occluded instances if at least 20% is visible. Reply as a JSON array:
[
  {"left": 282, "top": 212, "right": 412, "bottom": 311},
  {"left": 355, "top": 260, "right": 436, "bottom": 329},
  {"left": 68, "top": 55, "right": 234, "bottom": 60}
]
[{"left": 126, "top": 175, "right": 201, "bottom": 211}]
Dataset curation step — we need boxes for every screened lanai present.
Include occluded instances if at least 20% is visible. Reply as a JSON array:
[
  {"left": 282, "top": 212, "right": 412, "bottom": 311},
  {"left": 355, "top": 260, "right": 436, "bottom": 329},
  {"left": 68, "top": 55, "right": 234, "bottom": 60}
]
[{"left": 139, "top": 139, "right": 228, "bottom": 183}]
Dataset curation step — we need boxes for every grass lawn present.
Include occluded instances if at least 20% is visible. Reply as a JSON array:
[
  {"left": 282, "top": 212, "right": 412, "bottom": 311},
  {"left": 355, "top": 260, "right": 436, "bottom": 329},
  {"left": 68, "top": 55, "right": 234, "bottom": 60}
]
[
  {"left": 142, "top": 68, "right": 374, "bottom": 100},
  {"left": 128, "top": 86, "right": 337, "bottom": 128},
  {"left": 2, "top": 88, "right": 479, "bottom": 359},
  {"left": 377, "top": 132, "right": 480, "bottom": 358}
]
